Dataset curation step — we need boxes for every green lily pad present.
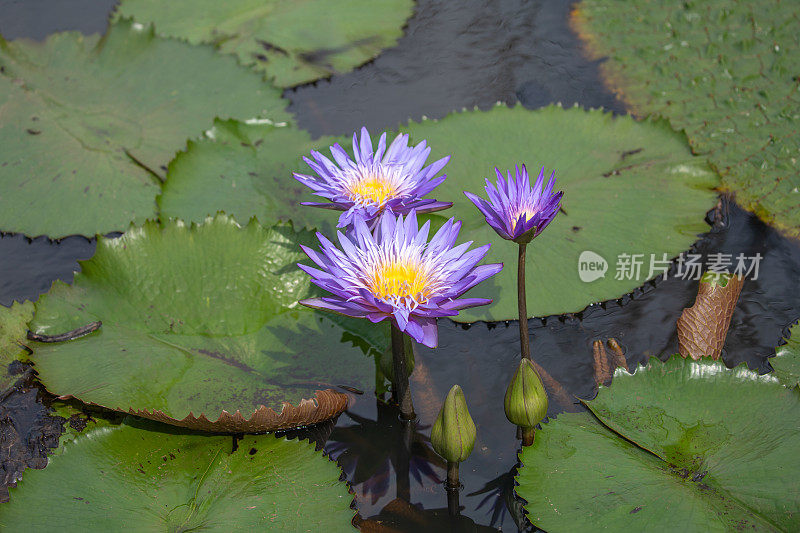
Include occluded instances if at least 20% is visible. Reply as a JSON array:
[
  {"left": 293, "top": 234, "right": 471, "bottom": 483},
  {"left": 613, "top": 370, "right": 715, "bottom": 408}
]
[
  {"left": 0, "top": 301, "right": 33, "bottom": 391},
  {"left": 517, "top": 356, "right": 800, "bottom": 531},
  {"left": 50, "top": 400, "right": 121, "bottom": 448},
  {"left": 574, "top": 0, "right": 800, "bottom": 237},
  {"left": 29, "top": 215, "right": 385, "bottom": 431},
  {"left": 402, "top": 105, "right": 718, "bottom": 321},
  {"left": 0, "top": 419, "right": 354, "bottom": 531},
  {"left": 158, "top": 120, "right": 348, "bottom": 230},
  {"left": 156, "top": 106, "right": 718, "bottom": 321},
  {"left": 0, "top": 20, "right": 288, "bottom": 238},
  {"left": 114, "top": 0, "right": 414, "bottom": 87},
  {"left": 773, "top": 323, "right": 800, "bottom": 389}
]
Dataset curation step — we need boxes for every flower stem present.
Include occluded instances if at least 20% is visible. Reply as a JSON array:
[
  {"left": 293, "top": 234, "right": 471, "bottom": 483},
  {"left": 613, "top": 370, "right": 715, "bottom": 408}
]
[
  {"left": 517, "top": 243, "right": 531, "bottom": 360},
  {"left": 521, "top": 426, "right": 535, "bottom": 447},
  {"left": 391, "top": 322, "right": 416, "bottom": 420},
  {"left": 446, "top": 461, "right": 460, "bottom": 489}
]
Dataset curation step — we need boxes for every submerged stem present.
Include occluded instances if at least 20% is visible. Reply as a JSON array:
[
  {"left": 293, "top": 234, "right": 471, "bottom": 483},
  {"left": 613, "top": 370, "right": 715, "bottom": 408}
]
[
  {"left": 391, "top": 322, "right": 416, "bottom": 420},
  {"left": 517, "top": 243, "right": 531, "bottom": 360}
]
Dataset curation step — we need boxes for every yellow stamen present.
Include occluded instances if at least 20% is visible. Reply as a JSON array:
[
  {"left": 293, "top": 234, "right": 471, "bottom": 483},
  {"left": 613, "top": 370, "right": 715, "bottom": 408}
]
[
  {"left": 511, "top": 209, "right": 536, "bottom": 230},
  {"left": 366, "top": 261, "right": 430, "bottom": 301},
  {"left": 348, "top": 175, "right": 398, "bottom": 205}
]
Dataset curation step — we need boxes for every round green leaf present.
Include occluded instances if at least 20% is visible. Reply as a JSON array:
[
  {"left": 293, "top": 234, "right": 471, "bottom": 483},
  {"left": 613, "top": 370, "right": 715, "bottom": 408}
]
[
  {"left": 773, "top": 323, "right": 800, "bottom": 389},
  {"left": 0, "top": 301, "right": 33, "bottom": 391},
  {"left": 401, "top": 105, "right": 718, "bottom": 321},
  {"left": 0, "top": 420, "right": 354, "bottom": 531},
  {"left": 158, "top": 120, "right": 348, "bottom": 231},
  {"left": 517, "top": 356, "right": 800, "bottom": 531},
  {"left": 0, "top": 20, "right": 288, "bottom": 238},
  {"left": 29, "top": 215, "right": 385, "bottom": 431},
  {"left": 575, "top": 0, "right": 800, "bottom": 237},
  {"left": 114, "top": 0, "right": 414, "bottom": 87}
]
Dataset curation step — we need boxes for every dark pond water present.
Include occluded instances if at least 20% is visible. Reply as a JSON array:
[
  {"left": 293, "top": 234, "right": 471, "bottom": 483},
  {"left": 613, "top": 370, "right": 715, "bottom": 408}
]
[{"left": 1, "top": 0, "right": 799, "bottom": 531}]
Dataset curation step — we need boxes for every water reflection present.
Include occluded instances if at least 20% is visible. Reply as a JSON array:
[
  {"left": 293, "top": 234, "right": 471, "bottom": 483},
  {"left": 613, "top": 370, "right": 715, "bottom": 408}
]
[
  {"left": 468, "top": 465, "right": 532, "bottom": 531},
  {"left": 355, "top": 497, "right": 498, "bottom": 533},
  {"left": 326, "top": 401, "right": 444, "bottom": 506}
]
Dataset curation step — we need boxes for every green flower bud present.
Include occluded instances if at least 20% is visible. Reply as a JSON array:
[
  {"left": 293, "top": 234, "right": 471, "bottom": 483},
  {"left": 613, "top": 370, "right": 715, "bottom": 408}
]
[
  {"left": 504, "top": 359, "right": 548, "bottom": 428},
  {"left": 431, "top": 385, "right": 476, "bottom": 464}
]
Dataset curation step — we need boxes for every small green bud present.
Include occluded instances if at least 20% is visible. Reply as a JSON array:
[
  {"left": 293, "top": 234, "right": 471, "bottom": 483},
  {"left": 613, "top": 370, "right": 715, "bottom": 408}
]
[
  {"left": 504, "top": 359, "right": 548, "bottom": 428},
  {"left": 431, "top": 385, "right": 476, "bottom": 464}
]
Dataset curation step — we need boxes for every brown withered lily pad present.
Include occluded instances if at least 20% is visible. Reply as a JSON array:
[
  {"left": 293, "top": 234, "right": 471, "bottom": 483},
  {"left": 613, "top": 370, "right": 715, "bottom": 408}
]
[
  {"left": 28, "top": 216, "right": 385, "bottom": 432},
  {"left": 677, "top": 273, "right": 744, "bottom": 360}
]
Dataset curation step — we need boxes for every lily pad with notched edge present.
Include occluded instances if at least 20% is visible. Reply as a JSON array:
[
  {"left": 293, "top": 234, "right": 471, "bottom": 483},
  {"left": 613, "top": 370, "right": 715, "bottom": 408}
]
[
  {"left": 0, "top": 301, "right": 33, "bottom": 391},
  {"left": 401, "top": 105, "right": 719, "bottom": 321},
  {"left": 114, "top": 0, "right": 414, "bottom": 87},
  {"left": 29, "top": 215, "right": 386, "bottom": 432},
  {"left": 516, "top": 356, "right": 800, "bottom": 531},
  {"left": 0, "top": 20, "right": 288, "bottom": 239},
  {"left": 158, "top": 120, "right": 348, "bottom": 231},
  {"left": 573, "top": 0, "right": 800, "bottom": 238},
  {"left": 773, "top": 323, "right": 800, "bottom": 389},
  {"left": 0, "top": 419, "right": 355, "bottom": 531}
]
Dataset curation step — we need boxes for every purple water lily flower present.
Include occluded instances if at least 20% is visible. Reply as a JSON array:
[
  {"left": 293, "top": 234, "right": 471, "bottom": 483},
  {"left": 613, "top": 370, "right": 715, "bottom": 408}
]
[
  {"left": 464, "top": 165, "right": 563, "bottom": 244},
  {"left": 294, "top": 127, "right": 452, "bottom": 228},
  {"left": 298, "top": 211, "right": 503, "bottom": 348}
]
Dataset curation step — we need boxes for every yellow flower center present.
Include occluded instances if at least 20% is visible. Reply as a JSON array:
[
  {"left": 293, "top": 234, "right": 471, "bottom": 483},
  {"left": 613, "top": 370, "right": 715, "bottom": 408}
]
[
  {"left": 366, "top": 260, "right": 430, "bottom": 301},
  {"left": 348, "top": 175, "right": 398, "bottom": 206},
  {"left": 510, "top": 208, "right": 537, "bottom": 230}
]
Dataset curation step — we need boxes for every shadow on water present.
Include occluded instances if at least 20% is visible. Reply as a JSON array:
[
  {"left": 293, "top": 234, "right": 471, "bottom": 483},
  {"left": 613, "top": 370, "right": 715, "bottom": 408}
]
[{"left": 1, "top": 0, "right": 799, "bottom": 531}]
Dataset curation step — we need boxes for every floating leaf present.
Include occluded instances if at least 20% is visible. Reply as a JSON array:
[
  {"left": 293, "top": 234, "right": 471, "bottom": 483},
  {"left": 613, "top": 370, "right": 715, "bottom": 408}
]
[
  {"left": 773, "top": 323, "right": 800, "bottom": 389},
  {"left": 401, "top": 105, "right": 718, "bottom": 321},
  {"left": 29, "top": 215, "right": 385, "bottom": 431},
  {"left": 1, "top": 419, "right": 354, "bottom": 530},
  {"left": 0, "top": 20, "right": 288, "bottom": 238},
  {"left": 157, "top": 106, "right": 718, "bottom": 320},
  {"left": 574, "top": 1, "right": 800, "bottom": 237},
  {"left": 158, "top": 120, "right": 347, "bottom": 230},
  {"left": 0, "top": 301, "right": 33, "bottom": 391},
  {"left": 114, "top": 0, "right": 414, "bottom": 87},
  {"left": 517, "top": 356, "right": 800, "bottom": 531},
  {"left": 50, "top": 400, "right": 120, "bottom": 449}
]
